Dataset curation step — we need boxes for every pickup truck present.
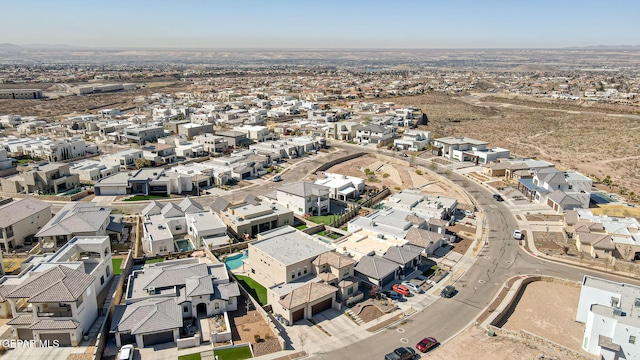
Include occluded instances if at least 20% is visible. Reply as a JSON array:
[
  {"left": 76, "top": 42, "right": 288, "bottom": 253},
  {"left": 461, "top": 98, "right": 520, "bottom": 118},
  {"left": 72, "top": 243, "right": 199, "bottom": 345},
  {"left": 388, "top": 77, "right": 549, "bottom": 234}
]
[{"left": 384, "top": 347, "right": 417, "bottom": 360}]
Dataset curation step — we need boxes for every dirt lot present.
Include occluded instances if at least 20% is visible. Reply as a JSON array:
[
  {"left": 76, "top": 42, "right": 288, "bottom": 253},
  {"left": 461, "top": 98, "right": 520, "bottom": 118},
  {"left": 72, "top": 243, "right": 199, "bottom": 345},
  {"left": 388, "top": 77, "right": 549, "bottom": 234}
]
[
  {"left": 394, "top": 92, "right": 640, "bottom": 200},
  {"left": 433, "top": 281, "right": 587, "bottom": 360},
  {"left": 503, "top": 281, "right": 586, "bottom": 354},
  {"left": 533, "top": 231, "right": 569, "bottom": 255},
  {"left": 228, "top": 299, "right": 281, "bottom": 357},
  {"left": 324, "top": 154, "right": 471, "bottom": 206}
]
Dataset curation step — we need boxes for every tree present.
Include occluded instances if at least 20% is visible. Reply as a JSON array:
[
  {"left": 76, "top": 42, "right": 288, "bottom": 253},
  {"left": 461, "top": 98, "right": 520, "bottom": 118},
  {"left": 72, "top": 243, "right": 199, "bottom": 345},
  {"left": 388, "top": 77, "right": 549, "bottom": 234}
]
[{"left": 134, "top": 158, "right": 152, "bottom": 169}]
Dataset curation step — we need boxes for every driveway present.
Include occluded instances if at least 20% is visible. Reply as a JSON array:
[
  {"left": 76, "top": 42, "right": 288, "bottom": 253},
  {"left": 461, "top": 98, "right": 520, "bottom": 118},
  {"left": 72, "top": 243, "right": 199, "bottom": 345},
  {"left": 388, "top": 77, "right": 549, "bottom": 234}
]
[{"left": 0, "top": 345, "right": 86, "bottom": 360}]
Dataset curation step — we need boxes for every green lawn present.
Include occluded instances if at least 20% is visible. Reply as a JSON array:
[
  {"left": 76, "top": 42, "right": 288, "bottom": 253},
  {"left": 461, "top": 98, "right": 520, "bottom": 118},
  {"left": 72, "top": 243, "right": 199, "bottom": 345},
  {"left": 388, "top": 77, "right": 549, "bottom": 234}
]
[
  {"left": 318, "top": 231, "right": 340, "bottom": 239},
  {"left": 124, "top": 194, "right": 169, "bottom": 201},
  {"left": 214, "top": 346, "right": 253, "bottom": 360},
  {"left": 112, "top": 258, "right": 123, "bottom": 275},
  {"left": 235, "top": 275, "right": 267, "bottom": 306},
  {"left": 295, "top": 224, "right": 308, "bottom": 230},
  {"left": 145, "top": 258, "right": 164, "bottom": 265},
  {"left": 307, "top": 214, "right": 339, "bottom": 225},
  {"left": 178, "top": 354, "right": 201, "bottom": 360}
]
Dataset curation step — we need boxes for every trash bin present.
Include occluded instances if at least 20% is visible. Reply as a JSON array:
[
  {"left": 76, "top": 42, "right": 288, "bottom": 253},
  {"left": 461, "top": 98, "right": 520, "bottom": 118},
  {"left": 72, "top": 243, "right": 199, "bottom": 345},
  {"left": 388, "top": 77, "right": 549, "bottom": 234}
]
[{"left": 487, "top": 330, "right": 495, "bottom": 337}]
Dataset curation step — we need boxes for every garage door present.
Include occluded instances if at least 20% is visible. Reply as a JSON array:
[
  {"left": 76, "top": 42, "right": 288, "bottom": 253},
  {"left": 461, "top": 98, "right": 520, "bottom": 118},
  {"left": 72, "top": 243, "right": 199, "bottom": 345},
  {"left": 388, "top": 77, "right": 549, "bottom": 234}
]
[
  {"left": 311, "top": 298, "right": 332, "bottom": 316},
  {"left": 142, "top": 330, "right": 174, "bottom": 347},
  {"left": 17, "top": 328, "right": 33, "bottom": 340},
  {"left": 119, "top": 333, "right": 136, "bottom": 345},
  {"left": 291, "top": 308, "right": 304, "bottom": 323},
  {"left": 39, "top": 333, "right": 72, "bottom": 346}
]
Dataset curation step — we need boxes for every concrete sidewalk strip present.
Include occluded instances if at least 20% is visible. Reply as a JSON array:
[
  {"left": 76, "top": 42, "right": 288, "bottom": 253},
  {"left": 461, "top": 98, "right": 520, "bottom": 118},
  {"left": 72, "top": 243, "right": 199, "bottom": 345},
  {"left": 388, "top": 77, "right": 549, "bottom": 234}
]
[{"left": 443, "top": 268, "right": 465, "bottom": 287}]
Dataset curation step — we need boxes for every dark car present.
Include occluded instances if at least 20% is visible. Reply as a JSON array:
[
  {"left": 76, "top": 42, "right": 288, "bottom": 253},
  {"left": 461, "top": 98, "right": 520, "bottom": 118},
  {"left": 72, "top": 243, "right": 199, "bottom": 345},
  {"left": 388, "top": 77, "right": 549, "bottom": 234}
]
[
  {"left": 440, "top": 285, "right": 456, "bottom": 298},
  {"left": 382, "top": 290, "right": 404, "bottom": 301},
  {"left": 492, "top": 194, "right": 504, "bottom": 201},
  {"left": 384, "top": 346, "right": 417, "bottom": 360},
  {"left": 416, "top": 337, "right": 439, "bottom": 353}
]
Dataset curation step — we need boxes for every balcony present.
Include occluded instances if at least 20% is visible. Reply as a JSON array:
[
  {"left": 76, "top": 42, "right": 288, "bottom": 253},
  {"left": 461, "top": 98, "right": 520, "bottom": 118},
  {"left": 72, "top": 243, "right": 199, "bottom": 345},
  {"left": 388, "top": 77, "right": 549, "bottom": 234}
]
[{"left": 37, "top": 309, "right": 72, "bottom": 318}]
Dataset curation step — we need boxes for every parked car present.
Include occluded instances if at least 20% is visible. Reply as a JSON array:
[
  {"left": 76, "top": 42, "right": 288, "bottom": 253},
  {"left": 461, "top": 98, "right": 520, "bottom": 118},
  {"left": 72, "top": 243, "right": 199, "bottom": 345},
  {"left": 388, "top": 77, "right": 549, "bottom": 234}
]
[
  {"left": 392, "top": 283, "right": 411, "bottom": 296},
  {"left": 416, "top": 337, "right": 439, "bottom": 352},
  {"left": 492, "top": 194, "right": 504, "bottom": 201},
  {"left": 382, "top": 290, "right": 404, "bottom": 301},
  {"left": 440, "top": 285, "right": 456, "bottom": 298},
  {"left": 463, "top": 210, "right": 474, "bottom": 217},
  {"left": 384, "top": 346, "right": 418, "bottom": 360},
  {"left": 118, "top": 344, "right": 134, "bottom": 360},
  {"left": 272, "top": 175, "right": 282, "bottom": 182},
  {"left": 513, "top": 230, "right": 523, "bottom": 240},
  {"left": 401, "top": 281, "right": 424, "bottom": 294}
]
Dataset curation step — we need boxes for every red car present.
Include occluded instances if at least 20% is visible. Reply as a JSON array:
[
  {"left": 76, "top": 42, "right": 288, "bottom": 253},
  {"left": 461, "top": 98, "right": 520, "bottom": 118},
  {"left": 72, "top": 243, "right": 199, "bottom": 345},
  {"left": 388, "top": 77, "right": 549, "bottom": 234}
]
[
  {"left": 416, "top": 337, "right": 438, "bottom": 352},
  {"left": 392, "top": 284, "right": 410, "bottom": 296}
]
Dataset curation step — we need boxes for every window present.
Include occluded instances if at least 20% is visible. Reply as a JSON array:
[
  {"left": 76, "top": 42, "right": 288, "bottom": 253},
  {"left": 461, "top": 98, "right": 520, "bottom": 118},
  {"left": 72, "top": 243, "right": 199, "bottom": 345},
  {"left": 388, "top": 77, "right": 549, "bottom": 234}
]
[
  {"left": 100, "top": 276, "right": 104, "bottom": 285},
  {"left": 630, "top": 335, "right": 636, "bottom": 344},
  {"left": 291, "top": 271, "right": 295, "bottom": 279},
  {"left": 298, "top": 208, "right": 303, "bottom": 213},
  {"left": 77, "top": 294, "right": 84, "bottom": 307},
  {"left": 348, "top": 287, "right": 353, "bottom": 295},
  {"left": 303, "top": 266, "right": 307, "bottom": 274},
  {"left": 343, "top": 268, "right": 349, "bottom": 276},
  {"left": 284, "top": 218, "right": 289, "bottom": 225},
  {"left": 184, "top": 306, "right": 189, "bottom": 313},
  {"left": 215, "top": 303, "right": 220, "bottom": 310},
  {"left": 297, "top": 268, "right": 301, "bottom": 277},
  {"left": 251, "top": 269, "right": 255, "bottom": 274},
  {"left": 175, "top": 225, "right": 182, "bottom": 231},
  {"left": 228, "top": 299, "right": 233, "bottom": 305},
  {"left": 106, "top": 266, "right": 111, "bottom": 277}
]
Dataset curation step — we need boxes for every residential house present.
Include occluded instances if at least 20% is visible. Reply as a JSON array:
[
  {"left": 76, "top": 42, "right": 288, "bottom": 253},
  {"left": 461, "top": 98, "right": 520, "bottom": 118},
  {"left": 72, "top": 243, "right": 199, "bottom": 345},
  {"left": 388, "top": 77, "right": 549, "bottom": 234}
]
[
  {"left": 354, "top": 255, "right": 402, "bottom": 287},
  {"left": 431, "top": 137, "right": 510, "bottom": 164},
  {"left": 382, "top": 245, "right": 424, "bottom": 276},
  {"left": 101, "top": 149, "right": 144, "bottom": 170},
  {"left": 69, "top": 159, "right": 120, "bottom": 183},
  {"left": 3, "top": 265, "right": 97, "bottom": 346},
  {"left": 218, "top": 198, "right": 293, "bottom": 240},
  {"left": 517, "top": 168, "right": 592, "bottom": 212},
  {"left": 113, "top": 259, "right": 240, "bottom": 347},
  {"left": 325, "top": 121, "right": 362, "bottom": 141},
  {"left": 0, "top": 197, "right": 52, "bottom": 251},
  {"left": 178, "top": 123, "right": 214, "bottom": 138},
  {"left": 274, "top": 181, "right": 330, "bottom": 216},
  {"left": 117, "top": 124, "right": 166, "bottom": 145},
  {"left": 142, "top": 143, "right": 177, "bottom": 165},
  {"left": 36, "top": 202, "right": 123, "bottom": 252},
  {"left": 141, "top": 198, "right": 203, "bottom": 255},
  {"left": 94, "top": 168, "right": 192, "bottom": 196},
  {"left": 215, "top": 131, "right": 251, "bottom": 148},
  {"left": 193, "top": 134, "right": 231, "bottom": 154},
  {"left": 404, "top": 227, "right": 449, "bottom": 255},
  {"left": 576, "top": 276, "right": 640, "bottom": 359},
  {"left": 314, "top": 173, "right": 365, "bottom": 201},
  {"left": 185, "top": 211, "right": 229, "bottom": 250},
  {"left": 393, "top": 130, "right": 431, "bottom": 151},
  {"left": 246, "top": 226, "right": 341, "bottom": 324},
  {"left": 234, "top": 125, "right": 271, "bottom": 142},
  {"left": 1, "top": 163, "right": 79, "bottom": 195},
  {"left": 355, "top": 124, "right": 395, "bottom": 145}
]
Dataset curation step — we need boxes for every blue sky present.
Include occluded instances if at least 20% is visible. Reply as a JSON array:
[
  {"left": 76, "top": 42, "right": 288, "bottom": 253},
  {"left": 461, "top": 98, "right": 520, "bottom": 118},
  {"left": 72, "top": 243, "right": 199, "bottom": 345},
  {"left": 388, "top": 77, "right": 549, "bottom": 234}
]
[{"left": 3, "top": 0, "right": 639, "bottom": 48}]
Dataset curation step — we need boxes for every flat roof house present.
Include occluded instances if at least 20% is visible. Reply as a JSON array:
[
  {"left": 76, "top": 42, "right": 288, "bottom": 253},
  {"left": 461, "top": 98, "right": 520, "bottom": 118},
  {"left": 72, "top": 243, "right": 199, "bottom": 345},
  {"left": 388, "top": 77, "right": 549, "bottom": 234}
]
[
  {"left": 0, "top": 197, "right": 52, "bottom": 251},
  {"left": 275, "top": 181, "right": 330, "bottom": 216},
  {"left": 218, "top": 198, "right": 294, "bottom": 240}
]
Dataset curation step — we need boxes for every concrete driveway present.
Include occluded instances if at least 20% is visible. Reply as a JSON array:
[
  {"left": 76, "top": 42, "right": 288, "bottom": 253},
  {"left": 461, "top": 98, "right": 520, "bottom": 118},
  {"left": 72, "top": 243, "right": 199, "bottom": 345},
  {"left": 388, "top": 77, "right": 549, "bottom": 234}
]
[{"left": 0, "top": 345, "right": 87, "bottom": 360}]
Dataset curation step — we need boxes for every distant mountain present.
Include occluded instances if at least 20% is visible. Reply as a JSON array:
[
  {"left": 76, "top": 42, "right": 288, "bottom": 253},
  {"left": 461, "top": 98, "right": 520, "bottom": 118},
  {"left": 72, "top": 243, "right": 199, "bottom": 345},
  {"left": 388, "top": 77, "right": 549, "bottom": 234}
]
[
  {"left": 22, "top": 43, "right": 88, "bottom": 50},
  {"left": 565, "top": 45, "right": 640, "bottom": 50},
  {"left": 0, "top": 43, "right": 20, "bottom": 50}
]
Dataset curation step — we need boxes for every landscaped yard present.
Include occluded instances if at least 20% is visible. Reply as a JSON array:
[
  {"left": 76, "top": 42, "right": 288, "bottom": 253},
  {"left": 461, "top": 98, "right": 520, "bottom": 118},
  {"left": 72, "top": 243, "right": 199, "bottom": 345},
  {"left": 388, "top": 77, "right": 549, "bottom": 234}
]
[
  {"left": 214, "top": 346, "right": 253, "bottom": 360},
  {"left": 307, "top": 214, "right": 339, "bottom": 225},
  {"left": 124, "top": 194, "right": 169, "bottom": 201},
  {"left": 178, "top": 353, "right": 202, "bottom": 360},
  {"left": 235, "top": 275, "right": 268, "bottom": 306},
  {"left": 145, "top": 258, "right": 165, "bottom": 265},
  {"left": 295, "top": 224, "right": 308, "bottom": 230},
  {"left": 112, "top": 258, "right": 123, "bottom": 275},
  {"left": 318, "top": 231, "right": 341, "bottom": 239}
]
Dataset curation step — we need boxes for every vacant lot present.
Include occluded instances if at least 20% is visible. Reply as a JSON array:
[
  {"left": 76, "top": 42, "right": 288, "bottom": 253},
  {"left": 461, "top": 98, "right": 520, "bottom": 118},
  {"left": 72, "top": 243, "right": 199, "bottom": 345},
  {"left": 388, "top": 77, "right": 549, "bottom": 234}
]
[
  {"left": 431, "top": 281, "right": 589, "bottom": 360},
  {"left": 394, "top": 92, "right": 640, "bottom": 198}
]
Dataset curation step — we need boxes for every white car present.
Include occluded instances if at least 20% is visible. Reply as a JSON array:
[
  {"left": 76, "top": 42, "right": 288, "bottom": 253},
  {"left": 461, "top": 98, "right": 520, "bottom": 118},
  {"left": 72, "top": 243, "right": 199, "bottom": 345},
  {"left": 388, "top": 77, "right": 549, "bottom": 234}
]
[
  {"left": 463, "top": 210, "right": 474, "bottom": 217},
  {"left": 513, "top": 230, "right": 523, "bottom": 240},
  {"left": 401, "top": 281, "right": 424, "bottom": 294},
  {"left": 118, "top": 344, "right": 134, "bottom": 360}
]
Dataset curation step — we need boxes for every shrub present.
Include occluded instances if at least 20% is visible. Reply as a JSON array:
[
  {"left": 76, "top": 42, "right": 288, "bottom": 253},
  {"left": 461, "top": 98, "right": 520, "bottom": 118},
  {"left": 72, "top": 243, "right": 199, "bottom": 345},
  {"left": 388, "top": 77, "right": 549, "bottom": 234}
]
[
  {"left": 254, "top": 334, "right": 261, "bottom": 342},
  {"left": 382, "top": 173, "right": 390, "bottom": 178},
  {"left": 416, "top": 170, "right": 422, "bottom": 175},
  {"left": 394, "top": 186, "right": 401, "bottom": 190}
]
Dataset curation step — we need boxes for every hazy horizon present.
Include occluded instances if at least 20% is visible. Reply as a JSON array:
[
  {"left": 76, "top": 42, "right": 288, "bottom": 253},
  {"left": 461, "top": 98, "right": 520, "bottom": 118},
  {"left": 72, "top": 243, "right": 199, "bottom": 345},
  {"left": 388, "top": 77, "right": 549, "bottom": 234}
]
[{"left": 2, "top": 0, "right": 639, "bottom": 49}]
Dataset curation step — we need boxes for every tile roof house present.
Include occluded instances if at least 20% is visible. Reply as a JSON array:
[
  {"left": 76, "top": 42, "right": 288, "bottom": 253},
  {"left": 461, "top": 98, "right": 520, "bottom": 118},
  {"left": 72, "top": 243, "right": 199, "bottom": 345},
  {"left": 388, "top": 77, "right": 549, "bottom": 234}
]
[
  {"left": 274, "top": 181, "right": 330, "bottom": 216},
  {"left": 383, "top": 245, "right": 426, "bottom": 276},
  {"left": 3, "top": 265, "right": 98, "bottom": 346},
  {"left": 354, "top": 255, "right": 401, "bottom": 287},
  {"left": 115, "top": 258, "right": 240, "bottom": 347},
  {"left": 36, "top": 202, "right": 123, "bottom": 252},
  {"left": 0, "top": 197, "right": 52, "bottom": 252}
]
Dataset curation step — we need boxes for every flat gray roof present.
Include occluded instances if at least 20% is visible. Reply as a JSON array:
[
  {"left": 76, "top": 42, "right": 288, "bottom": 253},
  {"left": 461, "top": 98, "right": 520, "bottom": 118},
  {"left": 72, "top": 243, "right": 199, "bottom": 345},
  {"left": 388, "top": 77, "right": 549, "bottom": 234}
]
[{"left": 251, "top": 226, "right": 331, "bottom": 265}]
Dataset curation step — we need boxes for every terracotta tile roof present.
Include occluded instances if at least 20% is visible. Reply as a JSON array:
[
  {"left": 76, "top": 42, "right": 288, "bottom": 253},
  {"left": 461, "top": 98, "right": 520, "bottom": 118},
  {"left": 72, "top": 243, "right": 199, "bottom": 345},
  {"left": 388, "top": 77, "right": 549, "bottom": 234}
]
[
  {"left": 6, "top": 265, "right": 95, "bottom": 303},
  {"left": 110, "top": 298, "right": 182, "bottom": 335},
  {"left": 312, "top": 251, "right": 355, "bottom": 269},
  {"left": 278, "top": 282, "right": 337, "bottom": 310},
  {"left": 7, "top": 315, "right": 33, "bottom": 325},
  {"left": 29, "top": 319, "right": 80, "bottom": 330}
]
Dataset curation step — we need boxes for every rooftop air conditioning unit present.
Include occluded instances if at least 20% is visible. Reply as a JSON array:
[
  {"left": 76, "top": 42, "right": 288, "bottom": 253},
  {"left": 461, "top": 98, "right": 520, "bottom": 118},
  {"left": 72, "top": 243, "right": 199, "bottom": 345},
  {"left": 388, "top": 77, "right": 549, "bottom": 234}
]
[
  {"left": 370, "top": 221, "right": 376, "bottom": 226},
  {"left": 377, "top": 233, "right": 384, "bottom": 239},
  {"left": 147, "top": 287, "right": 156, "bottom": 295}
]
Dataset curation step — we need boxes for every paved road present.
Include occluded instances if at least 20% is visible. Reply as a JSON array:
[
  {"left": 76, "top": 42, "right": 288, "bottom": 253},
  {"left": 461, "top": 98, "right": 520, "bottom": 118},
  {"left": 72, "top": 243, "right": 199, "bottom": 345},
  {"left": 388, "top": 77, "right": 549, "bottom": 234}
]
[{"left": 311, "top": 154, "right": 640, "bottom": 360}]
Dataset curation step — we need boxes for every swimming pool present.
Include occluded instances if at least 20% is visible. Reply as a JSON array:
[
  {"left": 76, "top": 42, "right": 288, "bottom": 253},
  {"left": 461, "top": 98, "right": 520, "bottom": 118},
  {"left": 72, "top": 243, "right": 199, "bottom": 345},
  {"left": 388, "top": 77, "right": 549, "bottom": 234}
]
[
  {"left": 175, "top": 239, "right": 195, "bottom": 252},
  {"left": 591, "top": 192, "right": 616, "bottom": 204},
  {"left": 225, "top": 251, "right": 248, "bottom": 270}
]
